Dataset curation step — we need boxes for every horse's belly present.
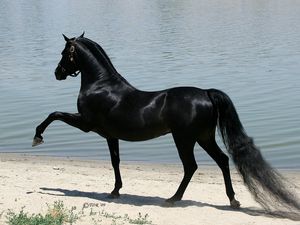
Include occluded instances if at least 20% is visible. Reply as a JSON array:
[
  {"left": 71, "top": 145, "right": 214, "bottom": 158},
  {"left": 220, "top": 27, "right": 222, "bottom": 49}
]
[
  {"left": 121, "top": 127, "right": 170, "bottom": 141},
  {"left": 95, "top": 121, "right": 170, "bottom": 141}
]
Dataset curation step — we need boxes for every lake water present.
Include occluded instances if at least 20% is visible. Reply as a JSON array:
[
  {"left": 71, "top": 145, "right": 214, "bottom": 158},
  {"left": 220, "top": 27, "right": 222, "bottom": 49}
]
[{"left": 0, "top": 0, "right": 299, "bottom": 169}]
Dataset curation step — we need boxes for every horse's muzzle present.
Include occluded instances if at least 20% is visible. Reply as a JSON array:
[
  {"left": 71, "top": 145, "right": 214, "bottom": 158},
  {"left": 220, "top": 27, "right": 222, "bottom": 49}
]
[{"left": 55, "top": 65, "right": 67, "bottom": 80}]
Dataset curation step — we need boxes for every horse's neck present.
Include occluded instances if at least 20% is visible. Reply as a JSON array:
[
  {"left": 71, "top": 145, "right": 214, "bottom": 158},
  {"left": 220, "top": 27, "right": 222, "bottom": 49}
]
[
  {"left": 80, "top": 70, "right": 135, "bottom": 92},
  {"left": 78, "top": 55, "right": 109, "bottom": 85},
  {"left": 77, "top": 45, "right": 135, "bottom": 90}
]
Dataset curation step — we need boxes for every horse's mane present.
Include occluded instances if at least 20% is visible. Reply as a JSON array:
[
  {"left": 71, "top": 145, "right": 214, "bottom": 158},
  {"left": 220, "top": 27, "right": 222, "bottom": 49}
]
[{"left": 76, "top": 37, "right": 132, "bottom": 86}]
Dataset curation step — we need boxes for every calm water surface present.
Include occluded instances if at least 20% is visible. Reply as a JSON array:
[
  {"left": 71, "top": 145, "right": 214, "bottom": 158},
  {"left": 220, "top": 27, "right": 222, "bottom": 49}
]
[{"left": 0, "top": 0, "right": 300, "bottom": 168}]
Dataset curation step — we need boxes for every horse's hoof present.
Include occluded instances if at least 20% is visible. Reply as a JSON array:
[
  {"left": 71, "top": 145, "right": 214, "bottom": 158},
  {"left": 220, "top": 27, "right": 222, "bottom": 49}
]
[
  {"left": 107, "top": 192, "right": 120, "bottom": 199},
  {"left": 32, "top": 137, "right": 44, "bottom": 147},
  {"left": 163, "top": 198, "right": 176, "bottom": 207},
  {"left": 230, "top": 199, "right": 241, "bottom": 209},
  {"left": 162, "top": 200, "right": 175, "bottom": 207}
]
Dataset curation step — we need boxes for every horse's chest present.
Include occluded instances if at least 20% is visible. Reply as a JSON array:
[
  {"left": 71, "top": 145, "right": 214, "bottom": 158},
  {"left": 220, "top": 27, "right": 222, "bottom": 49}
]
[
  {"left": 77, "top": 95, "right": 89, "bottom": 115},
  {"left": 77, "top": 92, "right": 113, "bottom": 123}
]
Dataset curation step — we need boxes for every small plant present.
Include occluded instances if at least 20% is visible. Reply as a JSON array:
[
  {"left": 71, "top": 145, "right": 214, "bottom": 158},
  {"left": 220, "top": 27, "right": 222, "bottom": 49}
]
[
  {"left": 100, "top": 210, "right": 123, "bottom": 220},
  {"left": 126, "top": 213, "right": 152, "bottom": 225},
  {"left": 6, "top": 201, "right": 79, "bottom": 225},
  {"left": 6, "top": 201, "right": 152, "bottom": 225}
]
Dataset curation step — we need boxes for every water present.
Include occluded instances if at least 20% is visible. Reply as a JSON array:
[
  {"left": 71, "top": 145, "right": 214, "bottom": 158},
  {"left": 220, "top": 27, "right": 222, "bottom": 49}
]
[{"left": 0, "top": 0, "right": 299, "bottom": 169}]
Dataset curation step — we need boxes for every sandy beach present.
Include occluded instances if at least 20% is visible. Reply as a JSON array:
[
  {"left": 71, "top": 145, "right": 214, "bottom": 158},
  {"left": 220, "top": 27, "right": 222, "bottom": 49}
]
[{"left": 0, "top": 153, "right": 299, "bottom": 225}]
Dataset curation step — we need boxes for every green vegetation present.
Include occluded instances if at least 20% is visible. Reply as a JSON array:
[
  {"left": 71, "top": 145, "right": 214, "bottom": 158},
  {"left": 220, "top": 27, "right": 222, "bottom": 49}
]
[
  {"left": 5, "top": 201, "right": 152, "bottom": 225},
  {"left": 6, "top": 201, "right": 78, "bottom": 225},
  {"left": 126, "top": 213, "right": 151, "bottom": 224}
]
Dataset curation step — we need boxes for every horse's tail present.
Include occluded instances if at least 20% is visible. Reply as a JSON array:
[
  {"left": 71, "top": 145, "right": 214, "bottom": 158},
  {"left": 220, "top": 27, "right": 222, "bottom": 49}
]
[{"left": 208, "top": 88, "right": 300, "bottom": 212}]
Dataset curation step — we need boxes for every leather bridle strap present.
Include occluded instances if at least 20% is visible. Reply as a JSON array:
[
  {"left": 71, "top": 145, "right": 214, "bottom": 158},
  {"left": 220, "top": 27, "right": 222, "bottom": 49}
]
[{"left": 59, "top": 45, "right": 80, "bottom": 77}]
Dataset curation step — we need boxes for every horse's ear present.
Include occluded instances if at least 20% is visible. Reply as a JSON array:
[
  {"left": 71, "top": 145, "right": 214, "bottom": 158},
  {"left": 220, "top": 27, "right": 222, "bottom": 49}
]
[
  {"left": 79, "top": 31, "right": 85, "bottom": 38},
  {"left": 62, "top": 34, "right": 70, "bottom": 42}
]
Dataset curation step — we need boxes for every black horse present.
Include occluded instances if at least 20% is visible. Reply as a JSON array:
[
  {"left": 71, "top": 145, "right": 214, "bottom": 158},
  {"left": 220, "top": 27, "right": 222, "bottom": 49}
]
[{"left": 33, "top": 33, "right": 300, "bottom": 212}]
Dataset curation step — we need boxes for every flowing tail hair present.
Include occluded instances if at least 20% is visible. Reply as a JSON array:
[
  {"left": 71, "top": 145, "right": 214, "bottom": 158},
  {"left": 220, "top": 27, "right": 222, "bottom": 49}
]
[{"left": 208, "top": 88, "right": 300, "bottom": 213}]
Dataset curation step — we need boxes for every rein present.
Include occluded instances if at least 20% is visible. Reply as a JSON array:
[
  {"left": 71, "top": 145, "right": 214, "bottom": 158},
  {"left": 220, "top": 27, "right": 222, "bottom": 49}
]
[
  {"left": 70, "top": 70, "right": 80, "bottom": 77},
  {"left": 57, "top": 63, "right": 80, "bottom": 77}
]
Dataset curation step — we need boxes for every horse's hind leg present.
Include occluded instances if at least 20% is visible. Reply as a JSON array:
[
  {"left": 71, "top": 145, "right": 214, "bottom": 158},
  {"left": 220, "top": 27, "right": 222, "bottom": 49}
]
[
  {"left": 166, "top": 132, "right": 197, "bottom": 204},
  {"left": 198, "top": 139, "right": 240, "bottom": 208}
]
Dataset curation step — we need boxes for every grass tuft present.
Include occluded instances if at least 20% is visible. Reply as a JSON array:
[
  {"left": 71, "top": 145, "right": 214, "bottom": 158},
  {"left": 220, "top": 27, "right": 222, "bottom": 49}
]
[
  {"left": 126, "top": 213, "right": 152, "bottom": 225},
  {"left": 6, "top": 201, "right": 152, "bottom": 225},
  {"left": 6, "top": 201, "right": 78, "bottom": 225}
]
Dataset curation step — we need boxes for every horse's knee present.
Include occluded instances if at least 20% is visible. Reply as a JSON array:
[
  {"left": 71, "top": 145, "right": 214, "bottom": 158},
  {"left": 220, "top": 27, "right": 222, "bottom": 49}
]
[
  {"left": 81, "top": 125, "right": 91, "bottom": 133},
  {"left": 49, "top": 111, "right": 59, "bottom": 118},
  {"left": 49, "top": 111, "right": 61, "bottom": 120}
]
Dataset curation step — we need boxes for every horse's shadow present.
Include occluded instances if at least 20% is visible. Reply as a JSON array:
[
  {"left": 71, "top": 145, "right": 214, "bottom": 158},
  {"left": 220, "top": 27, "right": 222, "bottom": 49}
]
[
  {"left": 39, "top": 187, "right": 216, "bottom": 208},
  {"left": 38, "top": 187, "right": 299, "bottom": 221}
]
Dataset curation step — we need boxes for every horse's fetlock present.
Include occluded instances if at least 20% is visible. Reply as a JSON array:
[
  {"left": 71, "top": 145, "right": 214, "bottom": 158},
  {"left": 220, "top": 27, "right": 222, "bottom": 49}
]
[
  {"left": 35, "top": 125, "right": 43, "bottom": 135},
  {"left": 116, "top": 183, "right": 122, "bottom": 189}
]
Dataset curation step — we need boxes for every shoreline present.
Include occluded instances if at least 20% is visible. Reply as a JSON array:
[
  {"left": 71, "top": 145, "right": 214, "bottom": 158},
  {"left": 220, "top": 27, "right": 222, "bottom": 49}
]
[
  {"left": 1, "top": 152, "right": 299, "bottom": 171},
  {"left": 0, "top": 153, "right": 299, "bottom": 224}
]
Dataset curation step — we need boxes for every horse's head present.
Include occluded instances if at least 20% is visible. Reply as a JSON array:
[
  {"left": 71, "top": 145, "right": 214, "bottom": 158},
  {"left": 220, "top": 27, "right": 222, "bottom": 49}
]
[{"left": 54, "top": 33, "right": 84, "bottom": 80}]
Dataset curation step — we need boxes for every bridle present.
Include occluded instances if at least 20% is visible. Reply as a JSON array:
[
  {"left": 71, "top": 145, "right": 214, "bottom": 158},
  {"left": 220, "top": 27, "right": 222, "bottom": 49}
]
[{"left": 58, "top": 44, "right": 80, "bottom": 77}]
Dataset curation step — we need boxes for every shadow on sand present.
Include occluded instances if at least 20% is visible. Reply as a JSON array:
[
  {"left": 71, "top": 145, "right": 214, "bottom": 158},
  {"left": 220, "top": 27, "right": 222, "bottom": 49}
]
[{"left": 38, "top": 187, "right": 299, "bottom": 221}]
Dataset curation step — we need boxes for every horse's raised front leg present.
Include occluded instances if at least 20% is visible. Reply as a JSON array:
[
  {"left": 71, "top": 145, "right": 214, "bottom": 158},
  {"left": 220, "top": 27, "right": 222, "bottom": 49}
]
[
  {"left": 107, "top": 138, "right": 122, "bottom": 198},
  {"left": 33, "top": 112, "right": 91, "bottom": 146}
]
